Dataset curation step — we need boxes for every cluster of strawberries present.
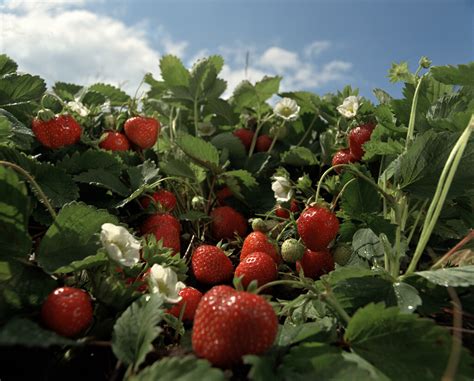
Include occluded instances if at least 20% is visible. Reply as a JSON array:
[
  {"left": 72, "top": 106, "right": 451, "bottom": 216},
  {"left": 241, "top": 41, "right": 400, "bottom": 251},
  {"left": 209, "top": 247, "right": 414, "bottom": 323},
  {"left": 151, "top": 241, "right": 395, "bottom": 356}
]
[{"left": 233, "top": 128, "right": 273, "bottom": 152}]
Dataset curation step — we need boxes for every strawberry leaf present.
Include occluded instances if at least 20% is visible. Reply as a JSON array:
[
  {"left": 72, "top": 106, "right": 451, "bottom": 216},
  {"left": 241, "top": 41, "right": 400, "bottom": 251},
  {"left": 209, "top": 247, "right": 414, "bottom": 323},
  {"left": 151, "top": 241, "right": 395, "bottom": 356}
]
[
  {"left": 176, "top": 133, "right": 221, "bottom": 173},
  {"left": 130, "top": 355, "right": 226, "bottom": 381},
  {"left": 112, "top": 294, "right": 164, "bottom": 371},
  {"left": 431, "top": 62, "right": 474, "bottom": 86},
  {"left": 37, "top": 202, "right": 118, "bottom": 274},
  {"left": 414, "top": 265, "right": 474, "bottom": 287},
  {"left": 281, "top": 147, "right": 319, "bottom": 166},
  {"left": 88, "top": 83, "right": 130, "bottom": 105},
  {"left": 0, "top": 54, "right": 18, "bottom": 76},
  {"left": 345, "top": 303, "right": 474, "bottom": 381},
  {"left": 160, "top": 55, "right": 190, "bottom": 88}
]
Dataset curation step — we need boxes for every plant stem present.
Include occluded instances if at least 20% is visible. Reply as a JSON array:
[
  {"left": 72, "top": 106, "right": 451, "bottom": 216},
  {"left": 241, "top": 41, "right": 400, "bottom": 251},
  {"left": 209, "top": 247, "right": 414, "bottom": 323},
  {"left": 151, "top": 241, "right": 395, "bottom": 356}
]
[
  {"left": 442, "top": 287, "right": 463, "bottom": 381},
  {"left": 406, "top": 199, "right": 428, "bottom": 246},
  {"left": 330, "top": 178, "right": 356, "bottom": 211},
  {"left": 193, "top": 98, "right": 199, "bottom": 136},
  {"left": 321, "top": 290, "right": 351, "bottom": 324},
  {"left": 405, "top": 115, "right": 473, "bottom": 275},
  {"left": 296, "top": 114, "right": 318, "bottom": 147},
  {"left": 405, "top": 74, "right": 425, "bottom": 149},
  {"left": 255, "top": 279, "right": 306, "bottom": 294},
  {"left": 0, "top": 160, "right": 57, "bottom": 219},
  {"left": 267, "top": 134, "right": 278, "bottom": 155}
]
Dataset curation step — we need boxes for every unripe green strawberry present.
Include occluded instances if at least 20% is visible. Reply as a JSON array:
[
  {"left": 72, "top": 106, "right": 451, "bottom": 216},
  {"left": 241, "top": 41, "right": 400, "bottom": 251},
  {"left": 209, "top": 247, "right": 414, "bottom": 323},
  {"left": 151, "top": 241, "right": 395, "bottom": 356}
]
[
  {"left": 251, "top": 218, "right": 268, "bottom": 232},
  {"left": 332, "top": 244, "right": 352, "bottom": 266},
  {"left": 281, "top": 238, "right": 305, "bottom": 263}
]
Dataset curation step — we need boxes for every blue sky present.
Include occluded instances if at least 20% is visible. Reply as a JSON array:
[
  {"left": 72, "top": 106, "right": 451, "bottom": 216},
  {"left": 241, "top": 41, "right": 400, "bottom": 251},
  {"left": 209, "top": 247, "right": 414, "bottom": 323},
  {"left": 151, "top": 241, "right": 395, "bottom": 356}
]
[{"left": 0, "top": 0, "right": 472, "bottom": 100}]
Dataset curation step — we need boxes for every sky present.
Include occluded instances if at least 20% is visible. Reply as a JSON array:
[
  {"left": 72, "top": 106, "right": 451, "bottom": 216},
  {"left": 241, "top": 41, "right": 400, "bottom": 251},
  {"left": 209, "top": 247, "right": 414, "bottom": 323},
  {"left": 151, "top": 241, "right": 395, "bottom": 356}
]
[{"left": 0, "top": 0, "right": 473, "bottom": 100}]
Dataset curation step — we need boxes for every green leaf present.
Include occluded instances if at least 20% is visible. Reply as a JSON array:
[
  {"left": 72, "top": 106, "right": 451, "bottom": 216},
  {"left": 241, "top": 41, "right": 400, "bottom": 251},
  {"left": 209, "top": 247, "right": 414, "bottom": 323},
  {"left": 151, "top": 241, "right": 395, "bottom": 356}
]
[
  {"left": 322, "top": 267, "right": 396, "bottom": 314},
  {"left": 392, "top": 282, "right": 422, "bottom": 313},
  {"left": 52, "top": 82, "right": 83, "bottom": 101},
  {"left": 223, "top": 169, "right": 258, "bottom": 188},
  {"left": 345, "top": 303, "right": 474, "bottom": 381},
  {"left": 112, "top": 294, "right": 164, "bottom": 370},
  {"left": 341, "top": 177, "right": 380, "bottom": 216},
  {"left": 431, "top": 62, "right": 474, "bottom": 86},
  {"left": 160, "top": 158, "right": 196, "bottom": 180},
  {"left": 280, "top": 342, "right": 382, "bottom": 381},
  {"left": 74, "top": 169, "right": 130, "bottom": 196},
  {"left": 362, "top": 138, "right": 404, "bottom": 160},
  {"left": 81, "top": 90, "right": 106, "bottom": 107},
  {"left": 0, "top": 318, "right": 78, "bottom": 347},
  {"left": 34, "top": 163, "right": 80, "bottom": 207},
  {"left": 255, "top": 76, "right": 281, "bottom": 101},
  {"left": 373, "top": 88, "right": 393, "bottom": 105},
  {"left": 160, "top": 55, "right": 190, "bottom": 87},
  {"left": 0, "top": 54, "right": 18, "bottom": 76},
  {"left": 415, "top": 265, "right": 474, "bottom": 287},
  {"left": 206, "top": 99, "right": 239, "bottom": 126},
  {"left": 244, "top": 353, "right": 282, "bottom": 381},
  {"left": 0, "top": 166, "right": 32, "bottom": 259},
  {"left": 277, "top": 317, "right": 336, "bottom": 347},
  {"left": 53, "top": 251, "right": 108, "bottom": 274},
  {"left": 281, "top": 146, "right": 319, "bottom": 166},
  {"left": 37, "top": 202, "right": 118, "bottom": 274},
  {"left": 351, "top": 228, "right": 384, "bottom": 260},
  {"left": 176, "top": 133, "right": 220, "bottom": 172},
  {"left": 57, "top": 149, "right": 123, "bottom": 175},
  {"left": 279, "top": 91, "right": 320, "bottom": 114},
  {"left": 211, "top": 133, "right": 247, "bottom": 162},
  {"left": 131, "top": 355, "right": 226, "bottom": 381},
  {"left": 0, "top": 109, "right": 35, "bottom": 149},
  {"left": 0, "top": 73, "right": 46, "bottom": 104},
  {"left": 179, "top": 210, "right": 209, "bottom": 222},
  {"left": 88, "top": 83, "right": 130, "bottom": 105}
]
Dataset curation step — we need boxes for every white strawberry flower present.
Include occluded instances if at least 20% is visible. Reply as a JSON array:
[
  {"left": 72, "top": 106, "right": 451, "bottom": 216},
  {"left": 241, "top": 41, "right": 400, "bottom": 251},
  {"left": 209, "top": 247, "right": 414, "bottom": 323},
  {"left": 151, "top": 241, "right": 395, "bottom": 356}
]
[
  {"left": 67, "top": 99, "right": 89, "bottom": 117},
  {"left": 271, "top": 176, "right": 294, "bottom": 203},
  {"left": 337, "top": 96, "right": 360, "bottom": 118},
  {"left": 100, "top": 223, "right": 141, "bottom": 267},
  {"left": 148, "top": 264, "right": 185, "bottom": 303},
  {"left": 274, "top": 97, "right": 300, "bottom": 121}
]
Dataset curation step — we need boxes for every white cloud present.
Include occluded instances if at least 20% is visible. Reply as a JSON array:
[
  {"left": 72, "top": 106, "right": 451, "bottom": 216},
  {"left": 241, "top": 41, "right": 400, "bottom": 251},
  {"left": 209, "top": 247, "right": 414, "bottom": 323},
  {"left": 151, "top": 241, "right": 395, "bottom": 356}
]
[
  {"left": 258, "top": 46, "right": 299, "bottom": 71},
  {"left": 304, "top": 40, "right": 331, "bottom": 57}
]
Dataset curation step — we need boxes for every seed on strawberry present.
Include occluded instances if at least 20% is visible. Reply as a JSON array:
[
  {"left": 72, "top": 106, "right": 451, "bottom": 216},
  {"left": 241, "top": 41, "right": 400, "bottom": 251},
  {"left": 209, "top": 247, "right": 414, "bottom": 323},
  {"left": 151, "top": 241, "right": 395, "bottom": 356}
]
[
  {"left": 210, "top": 206, "right": 247, "bottom": 241},
  {"left": 233, "top": 128, "right": 255, "bottom": 151},
  {"left": 241, "top": 231, "right": 281, "bottom": 265},
  {"left": 99, "top": 131, "right": 130, "bottom": 151},
  {"left": 331, "top": 149, "right": 356, "bottom": 173},
  {"left": 140, "top": 189, "right": 177, "bottom": 211},
  {"left": 255, "top": 134, "right": 272, "bottom": 152},
  {"left": 141, "top": 213, "right": 181, "bottom": 235},
  {"left": 296, "top": 249, "right": 335, "bottom": 279},
  {"left": 192, "top": 285, "right": 278, "bottom": 367},
  {"left": 192, "top": 245, "right": 234, "bottom": 285},
  {"left": 281, "top": 238, "right": 305, "bottom": 263},
  {"left": 124, "top": 116, "right": 160, "bottom": 149},
  {"left": 168, "top": 287, "right": 203, "bottom": 321},
  {"left": 235, "top": 252, "right": 278, "bottom": 288},
  {"left": 32, "top": 114, "right": 82, "bottom": 149},
  {"left": 41, "top": 287, "right": 93, "bottom": 337},
  {"left": 297, "top": 206, "right": 339, "bottom": 251},
  {"left": 348, "top": 122, "right": 375, "bottom": 160}
]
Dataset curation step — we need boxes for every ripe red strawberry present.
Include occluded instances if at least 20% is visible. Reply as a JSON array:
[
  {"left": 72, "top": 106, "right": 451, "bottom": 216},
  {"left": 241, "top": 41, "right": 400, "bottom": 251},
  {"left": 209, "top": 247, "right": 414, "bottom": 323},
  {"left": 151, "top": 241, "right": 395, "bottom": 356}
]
[
  {"left": 192, "top": 245, "right": 234, "bottom": 285},
  {"left": 235, "top": 252, "right": 278, "bottom": 288},
  {"left": 141, "top": 213, "right": 180, "bottom": 235},
  {"left": 233, "top": 128, "right": 255, "bottom": 151},
  {"left": 241, "top": 231, "right": 281, "bottom": 265},
  {"left": 99, "top": 131, "right": 130, "bottom": 151},
  {"left": 275, "top": 205, "right": 290, "bottom": 219},
  {"left": 32, "top": 114, "right": 82, "bottom": 149},
  {"left": 216, "top": 186, "right": 233, "bottom": 204},
  {"left": 210, "top": 206, "right": 247, "bottom": 240},
  {"left": 168, "top": 287, "right": 203, "bottom": 321},
  {"left": 290, "top": 199, "right": 300, "bottom": 213},
  {"left": 149, "top": 224, "right": 180, "bottom": 254},
  {"left": 297, "top": 206, "right": 339, "bottom": 251},
  {"left": 140, "top": 189, "right": 177, "bottom": 211},
  {"left": 348, "top": 123, "right": 375, "bottom": 160},
  {"left": 296, "top": 249, "right": 335, "bottom": 279},
  {"left": 192, "top": 285, "right": 278, "bottom": 367},
  {"left": 332, "top": 149, "right": 356, "bottom": 173},
  {"left": 41, "top": 287, "right": 93, "bottom": 337},
  {"left": 124, "top": 116, "right": 160, "bottom": 149},
  {"left": 255, "top": 134, "right": 272, "bottom": 152}
]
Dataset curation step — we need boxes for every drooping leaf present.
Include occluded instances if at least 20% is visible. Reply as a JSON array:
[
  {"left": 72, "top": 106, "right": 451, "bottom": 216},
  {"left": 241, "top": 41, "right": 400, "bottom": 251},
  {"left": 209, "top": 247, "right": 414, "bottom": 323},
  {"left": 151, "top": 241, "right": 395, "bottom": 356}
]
[
  {"left": 0, "top": 54, "right": 18, "bottom": 76},
  {"left": 37, "top": 202, "right": 118, "bottom": 273},
  {"left": 415, "top": 265, "right": 474, "bottom": 287},
  {"left": 345, "top": 303, "right": 474, "bottom": 381},
  {"left": 160, "top": 158, "right": 196, "bottom": 180},
  {"left": 74, "top": 169, "right": 130, "bottom": 196},
  {"left": 341, "top": 177, "right": 380, "bottom": 217},
  {"left": 176, "top": 133, "right": 220, "bottom": 172},
  {"left": 112, "top": 294, "right": 164, "bottom": 370},
  {"left": 222, "top": 169, "right": 258, "bottom": 188},
  {"left": 0, "top": 109, "right": 35, "bottom": 150},
  {"left": 88, "top": 83, "right": 130, "bottom": 105},
  {"left": 52, "top": 82, "right": 83, "bottom": 101},
  {"left": 351, "top": 228, "right": 384, "bottom": 260},
  {"left": 392, "top": 282, "right": 422, "bottom": 313},
  {"left": 57, "top": 149, "right": 123, "bottom": 175}
]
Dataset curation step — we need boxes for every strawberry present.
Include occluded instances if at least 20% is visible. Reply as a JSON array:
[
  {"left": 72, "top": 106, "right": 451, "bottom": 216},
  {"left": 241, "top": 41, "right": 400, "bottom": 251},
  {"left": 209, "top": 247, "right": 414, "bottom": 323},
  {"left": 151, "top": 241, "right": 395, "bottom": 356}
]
[
  {"left": 290, "top": 199, "right": 300, "bottom": 213},
  {"left": 255, "top": 134, "right": 272, "bottom": 152},
  {"left": 216, "top": 186, "right": 233, "bottom": 204},
  {"left": 348, "top": 123, "right": 375, "bottom": 160},
  {"left": 233, "top": 128, "right": 255, "bottom": 151},
  {"left": 192, "top": 245, "right": 234, "bottom": 285},
  {"left": 281, "top": 238, "right": 305, "bottom": 263},
  {"left": 32, "top": 114, "right": 82, "bottom": 149},
  {"left": 275, "top": 206, "right": 290, "bottom": 219},
  {"left": 296, "top": 249, "right": 334, "bottom": 279},
  {"left": 149, "top": 223, "right": 180, "bottom": 254},
  {"left": 251, "top": 218, "right": 268, "bottom": 233},
  {"left": 241, "top": 231, "right": 281, "bottom": 265},
  {"left": 331, "top": 149, "right": 356, "bottom": 173},
  {"left": 210, "top": 206, "right": 247, "bottom": 240},
  {"left": 140, "top": 189, "right": 177, "bottom": 211},
  {"left": 332, "top": 244, "right": 352, "bottom": 266},
  {"left": 141, "top": 213, "right": 180, "bottom": 235},
  {"left": 124, "top": 116, "right": 160, "bottom": 149},
  {"left": 41, "top": 287, "right": 93, "bottom": 337},
  {"left": 297, "top": 206, "right": 339, "bottom": 251},
  {"left": 99, "top": 131, "right": 130, "bottom": 151},
  {"left": 235, "top": 252, "right": 278, "bottom": 288},
  {"left": 192, "top": 285, "right": 278, "bottom": 367},
  {"left": 168, "top": 287, "right": 203, "bottom": 321}
]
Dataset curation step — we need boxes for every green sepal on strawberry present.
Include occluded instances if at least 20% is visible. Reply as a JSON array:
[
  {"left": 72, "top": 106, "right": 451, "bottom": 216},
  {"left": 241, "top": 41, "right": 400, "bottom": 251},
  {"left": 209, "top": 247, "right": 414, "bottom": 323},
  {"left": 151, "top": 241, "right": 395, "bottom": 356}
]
[
  {"left": 192, "top": 285, "right": 278, "bottom": 367},
  {"left": 41, "top": 287, "right": 93, "bottom": 337},
  {"left": 124, "top": 116, "right": 160, "bottom": 149},
  {"left": 32, "top": 113, "right": 82, "bottom": 149},
  {"left": 235, "top": 252, "right": 278, "bottom": 288},
  {"left": 191, "top": 245, "right": 234, "bottom": 285}
]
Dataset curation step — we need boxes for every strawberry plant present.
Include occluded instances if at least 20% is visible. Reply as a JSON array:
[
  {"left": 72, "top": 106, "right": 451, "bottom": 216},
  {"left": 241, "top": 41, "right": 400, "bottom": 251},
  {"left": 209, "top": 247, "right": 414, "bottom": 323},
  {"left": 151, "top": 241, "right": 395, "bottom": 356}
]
[{"left": 0, "top": 52, "right": 474, "bottom": 380}]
